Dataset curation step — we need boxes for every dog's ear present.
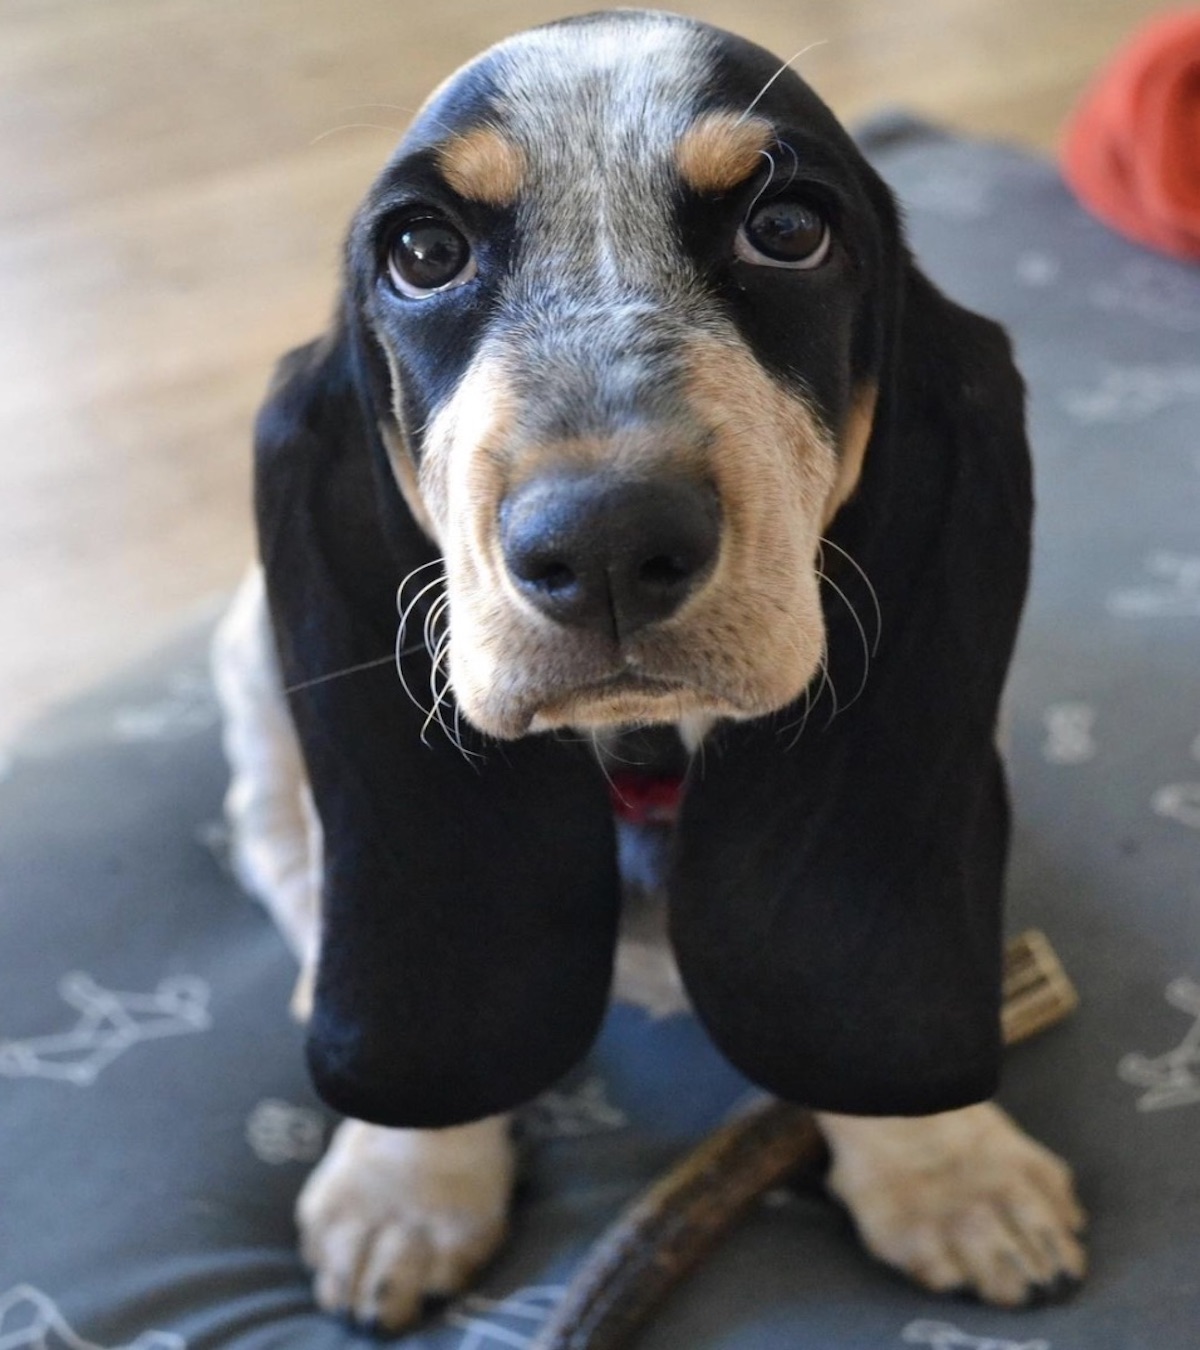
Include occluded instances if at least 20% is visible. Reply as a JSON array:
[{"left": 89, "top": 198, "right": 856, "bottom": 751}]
[
  {"left": 670, "top": 264, "right": 1032, "bottom": 1116},
  {"left": 255, "top": 321, "right": 621, "bottom": 1128}
]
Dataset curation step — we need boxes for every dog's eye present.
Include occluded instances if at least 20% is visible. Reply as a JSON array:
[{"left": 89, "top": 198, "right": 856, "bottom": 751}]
[
  {"left": 735, "top": 198, "right": 831, "bottom": 270},
  {"left": 387, "top": 216, "right": 476, "bottom": 297}
]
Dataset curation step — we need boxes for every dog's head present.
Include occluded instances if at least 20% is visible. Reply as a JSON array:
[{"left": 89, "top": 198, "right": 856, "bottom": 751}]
[
  {"left": 260, "top": 12, "right": 1032, "bottom": 1128},
  {"left": 343, "top": 10, "right": 895, "bottom": 738}
]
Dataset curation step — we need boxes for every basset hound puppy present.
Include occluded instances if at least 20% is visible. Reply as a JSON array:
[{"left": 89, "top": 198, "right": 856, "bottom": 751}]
[{"left": 213, "top": 9, "right": 1086, "bottom": 1331}]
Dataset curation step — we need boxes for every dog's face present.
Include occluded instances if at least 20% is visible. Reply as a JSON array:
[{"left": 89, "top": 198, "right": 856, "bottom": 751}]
[{"left": 346, "top": 10, "right": 894, "bottom": 739}]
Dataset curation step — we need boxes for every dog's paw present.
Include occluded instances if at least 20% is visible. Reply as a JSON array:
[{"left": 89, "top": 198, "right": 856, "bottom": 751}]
[
  {"left": 296, "top": 1116, "right": 515, "bottom": 1330},
  {"left": 819, "top": 1102, "right": 1086, "bottom": 1307}
]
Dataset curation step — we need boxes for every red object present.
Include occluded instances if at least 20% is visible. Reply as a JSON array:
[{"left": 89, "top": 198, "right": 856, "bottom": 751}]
[
  {"left": 608, "top": 772, "right": 684, "bottom": 826},
  {"left": 1061, "top": 7, "right": 1200, "bottom": 262}
]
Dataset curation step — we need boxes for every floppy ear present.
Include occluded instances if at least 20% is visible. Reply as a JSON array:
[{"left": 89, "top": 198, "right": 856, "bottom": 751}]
[
  {"left": 255, "top": 319, "right": 620, "bottom": 1128},
  {"left": 669, "top": 264, "right": 1033, "bottom": 1116}
]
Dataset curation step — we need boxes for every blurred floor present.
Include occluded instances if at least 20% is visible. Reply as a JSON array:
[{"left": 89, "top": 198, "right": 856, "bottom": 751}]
[{"left": 0, "top": 0, "right": 1162, "bottom": 742}]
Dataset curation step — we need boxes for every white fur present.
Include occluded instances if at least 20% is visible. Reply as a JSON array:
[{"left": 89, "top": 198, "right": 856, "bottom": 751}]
[
  {"left": 211, "top": 567, "right": 321, "bottom": 1014},
  {"left": 297, "top": 1115, "right": 514, "bottom": 1326}
]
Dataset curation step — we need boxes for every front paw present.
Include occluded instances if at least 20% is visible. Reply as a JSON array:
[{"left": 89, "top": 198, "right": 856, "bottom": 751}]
[
  {"left": 820, "top": 1102, "right": 1087, "bottom": 1307},
  {"left": 297, "top": 1116, "right": 514, "bottom": 1331}
]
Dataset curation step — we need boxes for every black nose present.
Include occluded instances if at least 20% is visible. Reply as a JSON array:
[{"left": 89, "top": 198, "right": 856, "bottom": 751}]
[{"left": 499, "top": 473, "right": 720, "bottom": 637}]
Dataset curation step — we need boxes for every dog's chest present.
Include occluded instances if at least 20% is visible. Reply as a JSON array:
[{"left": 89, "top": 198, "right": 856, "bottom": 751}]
[{"left": 595, "top": 725, "right": 694, "bottom": 1018}]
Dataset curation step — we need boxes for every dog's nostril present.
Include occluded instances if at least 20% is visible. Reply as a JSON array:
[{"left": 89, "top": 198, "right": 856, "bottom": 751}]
[
  {"left": 639, "top": 554, "right": 690, "bottom": 589},
  {"left": 535, "top": 561, "right": 577, "bottom": 595}
]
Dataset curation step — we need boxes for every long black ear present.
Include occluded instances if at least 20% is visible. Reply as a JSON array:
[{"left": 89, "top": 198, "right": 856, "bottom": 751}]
[
  {"left": 670, "top": 266, "right": 1032, "bottom": 1116},
  {"left": 255, "top": 322, "right": 620, "bottom": 1128}
]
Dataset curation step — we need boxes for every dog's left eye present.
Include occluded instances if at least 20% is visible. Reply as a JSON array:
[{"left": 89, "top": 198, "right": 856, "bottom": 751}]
[
  {"left": 386, "top": 216, "right": 477, "bottom": 297},
  {"left": 735, "top": 198, "right": 831, "bottom": 270}
]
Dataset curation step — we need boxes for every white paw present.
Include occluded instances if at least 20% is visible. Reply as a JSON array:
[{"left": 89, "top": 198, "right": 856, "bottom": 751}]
[
  {"left": 296, "top": 1115, "right": 515, "bottom": 1330},
  {"left": 820, "top": 1102, "right": 1087, "bottom": 1307}
]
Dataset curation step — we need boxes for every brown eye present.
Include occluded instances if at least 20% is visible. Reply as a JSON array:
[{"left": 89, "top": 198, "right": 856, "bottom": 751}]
[
  {"left": 736, "top": 198, "right": 831, "bottom": 269},
  {"left": 387, "top": 216, "right": 476, "bottom": 297}
]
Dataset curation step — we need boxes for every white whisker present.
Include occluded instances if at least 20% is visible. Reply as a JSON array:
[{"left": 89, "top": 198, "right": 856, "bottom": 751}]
[
  {"left": 737, "top": 41, "right": 829, "bottom": 123},
  {"left": 748, "top": 147, "right": 778, "bottom": 215},
  {"left": 397, "top": 570, "right": 448, "bottom": 652},
  {"left": 817, "top": 561, "right": 872, "bottom": 710},
  {"left": 310, "top": 121, "right": 405, "bottom": 146},
  {"left": 284, "top": 653, "right": 397, "bottom": 695},
  {"left": 395, "top": 619, "right": 434, "bottom": 721},
  {"left": 820, "top": 535, "right": 882, "bottom": 654}
]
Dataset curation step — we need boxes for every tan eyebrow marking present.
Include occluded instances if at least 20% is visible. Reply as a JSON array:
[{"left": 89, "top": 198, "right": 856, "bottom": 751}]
[
  {"left": 437, "top": 126, "right": 527, "bottom": 206},
  {"left": 675, "top": 112, "right": 774, "bottom": 193}
]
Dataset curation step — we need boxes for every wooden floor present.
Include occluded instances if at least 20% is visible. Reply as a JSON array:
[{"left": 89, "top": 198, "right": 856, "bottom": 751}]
[{"left": 0, "top": 0, "right": 1161, "bottom": 742}]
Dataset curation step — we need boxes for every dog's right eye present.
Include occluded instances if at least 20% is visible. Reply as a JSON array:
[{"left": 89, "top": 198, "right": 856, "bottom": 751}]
[{"left": 386, "top": 216, "right": 476, "bottom": 298}]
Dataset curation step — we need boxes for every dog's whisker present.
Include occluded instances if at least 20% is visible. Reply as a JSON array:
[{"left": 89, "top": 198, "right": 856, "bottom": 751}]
[
  {"left": 586, "top": 730, "right": 623, "bottom": 800},
  {"left": 396, "top": 558, "right": 446, "bottom": 619},
  {"left": 397, "top": 570, "right": 448, "bottom": 650},
  {"left": 749, "top": 148, "right": 779, "bottom": 216},
  {"left": 423, "top": 593, "right": 450, "bottom": 662},
  {"left": 310, "top": 121, "right": 406, "bottom": 146},
  {"left": 816, "top": 561, "right": 873, "bottom": 711},
  {"left": 420, "top": 636, "right": 450, "bottom": 747},
  {"left": 737, "top": 40, "right": 829, "bottom": 123},
  {"left": 781, "top": 672, "right": 816, "bottom": 752},
  {"left": 330, "top": 101, "right": 460, "bottom": 138},
  {"left": 425, "top": 624, "right": 479, "bottom": 760},
  {"left": 819, "top": 536, "right": 882, "bottom": 654},
  {"left": 799, "top": 634, "right": 839, "bottom": 730},
  {"left": 818, "top": 650, "right": 840, "bottom": 728},
  {"left": 397, "top": 556, "right": 445, "bottom": 588},
  {"left": 423, "top": 608, "right": 450, "bottom": 690},
  {"left": 284, "top": 653, "right": 398, "bottom": 695},
  {"left": 396, "top": 559, "right": 446, "bottom": 612},
  {"left": 778, "top": 621, "right": 828, "bottom": 748},
  {"left": 395, "top": 621, "right": 436, "bottom": 722},
  {"left": 774, "top": 136, "right": 802, "bottom": 192}
]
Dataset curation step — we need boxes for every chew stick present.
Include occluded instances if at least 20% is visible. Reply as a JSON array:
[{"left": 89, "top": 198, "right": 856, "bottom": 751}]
[{"left": 532, "top": 928, "right": 1078, "bottom": 1350}]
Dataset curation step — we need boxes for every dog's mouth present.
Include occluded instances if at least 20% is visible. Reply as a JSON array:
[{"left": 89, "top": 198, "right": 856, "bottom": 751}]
[{"left": 523, "top": 666, "right": 742, "bottom": 735}]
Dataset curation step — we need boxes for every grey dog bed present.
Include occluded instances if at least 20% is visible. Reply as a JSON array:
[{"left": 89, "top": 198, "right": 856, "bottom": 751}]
[{"left": 2, "top": 117, "right": 1199, "bottom": 1350}]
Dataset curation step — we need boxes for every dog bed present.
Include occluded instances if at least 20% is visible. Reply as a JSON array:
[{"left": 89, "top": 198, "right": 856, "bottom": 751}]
[{"left": 1, "top": 116, "right": 1198, "bottom": 1350}]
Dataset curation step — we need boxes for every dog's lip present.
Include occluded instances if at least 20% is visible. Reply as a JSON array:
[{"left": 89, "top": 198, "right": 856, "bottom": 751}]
[
  {"left": 575, "top": 670, "right": 687, "bottom": 698},
  {"left": 521, "top": 668, "right": 712, "bottom": 730}
]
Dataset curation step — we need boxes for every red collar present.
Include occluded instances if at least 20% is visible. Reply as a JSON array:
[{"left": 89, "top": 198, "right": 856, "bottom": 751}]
[{"left": 608, "top": 771, "right": 684, "bottom": 826}]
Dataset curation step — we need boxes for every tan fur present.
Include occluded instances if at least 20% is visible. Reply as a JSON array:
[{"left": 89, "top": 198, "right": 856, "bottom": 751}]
[
  {"left": 381, "top": 420, "right": 440, "bottom": 543},
  {"left": 373, "top": 335, "right": 442, "bottom": 543},
  {"left": 675, "top": 112, "right": 773, "bottom": 193},
  {"left": 437, "top": 126, "right": 527, "bottom": 206},
  {"left": 818, "top": 1103, "right": 1087, "bottom": 1306},
  {"left": 416, "top": 333, "right": 836, "bottom": 738},
  {"left": 823, "top": 382, "right": 877, "bottom": 525},
  {"left": 298, "top": 1115, "right": 515, "bottom": 1325}
]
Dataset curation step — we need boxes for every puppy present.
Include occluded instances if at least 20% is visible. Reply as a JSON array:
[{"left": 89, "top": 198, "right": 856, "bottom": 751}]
[{"left": 214, "top": 10, "right": 1086, "bottom": 1331}]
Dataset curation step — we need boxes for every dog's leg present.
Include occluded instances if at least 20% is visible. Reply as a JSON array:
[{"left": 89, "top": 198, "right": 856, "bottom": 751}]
[
  {"left": 297, "top": 1115, "right": 514, "bottom": 1327},
  {"left": 816, "top": 1103, "right": 1086, "bottom": 1306},
  {"left": 211, "top": 565, "right": 321, "bottom": 996},
  {"left": 214, "top": 568, "right": 516, "bottom": 1328}
]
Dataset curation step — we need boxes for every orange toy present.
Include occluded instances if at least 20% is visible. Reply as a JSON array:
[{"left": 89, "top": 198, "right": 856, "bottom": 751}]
[{"left": 1061, "top": 7, "right": 1200, "bottom": 262}]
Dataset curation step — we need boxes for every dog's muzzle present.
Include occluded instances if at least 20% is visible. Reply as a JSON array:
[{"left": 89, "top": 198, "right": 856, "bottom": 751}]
[{"left": 499, "top": 472, "right": 721, "bottom": 638}]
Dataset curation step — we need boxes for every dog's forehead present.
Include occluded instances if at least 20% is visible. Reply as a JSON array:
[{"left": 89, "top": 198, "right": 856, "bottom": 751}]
[
  {"left": 409, "top": 13, "right": 712, "bottom": 155},
  {"left": 400, "top": 12, "right": 841, "bottom": 191}
]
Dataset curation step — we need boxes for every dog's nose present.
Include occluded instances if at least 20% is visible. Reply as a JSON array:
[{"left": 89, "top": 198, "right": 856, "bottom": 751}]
[{"left": 499, "top": 473, "right": 720, "bottom": 637}]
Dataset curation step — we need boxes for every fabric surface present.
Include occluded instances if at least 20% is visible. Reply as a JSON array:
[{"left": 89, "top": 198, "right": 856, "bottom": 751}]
[
  {"left": 1060, "top": 6, "right": 1200, "bottom": 262},
  {"left": 2, "top": 118, "right": 1199, "bottom": 1349}
]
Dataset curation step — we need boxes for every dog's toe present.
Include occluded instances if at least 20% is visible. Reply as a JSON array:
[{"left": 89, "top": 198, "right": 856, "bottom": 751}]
[
  {"left": 821, "top": 1102, "right": 1086, "bottom": 1308},
  {"left": 297, "top": 1117, "right": 513, "bottom": 1331}
]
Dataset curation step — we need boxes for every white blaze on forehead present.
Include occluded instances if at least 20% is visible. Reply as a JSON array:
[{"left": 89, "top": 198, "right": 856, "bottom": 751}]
[{"left": 487, "top": 14, "right": 716, "bottom": 294}]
